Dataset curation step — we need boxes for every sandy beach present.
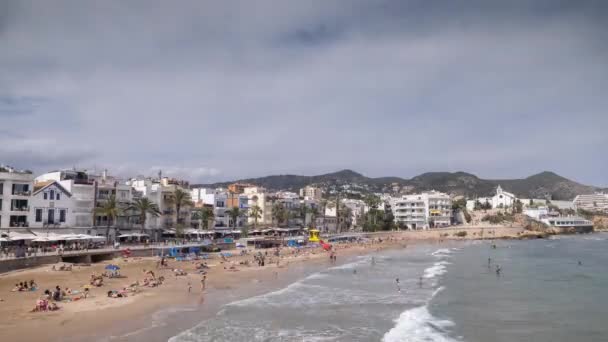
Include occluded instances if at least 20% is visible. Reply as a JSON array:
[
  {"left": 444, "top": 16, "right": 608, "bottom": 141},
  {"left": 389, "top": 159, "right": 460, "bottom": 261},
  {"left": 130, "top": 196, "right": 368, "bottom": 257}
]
[{"left": 0, "top": 227, "right": 526, "bottom": 342}]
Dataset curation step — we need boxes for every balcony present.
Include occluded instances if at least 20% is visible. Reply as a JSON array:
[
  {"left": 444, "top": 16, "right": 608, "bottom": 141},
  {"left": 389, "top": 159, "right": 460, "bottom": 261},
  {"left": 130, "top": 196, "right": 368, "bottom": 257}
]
[
  {"left": 97, "top": 193, "right": 111, "bottom": 200},
  {"left": 12, "top": 190, "right": 31, "bottom": 196},
  {"left": 11, "top": 199, "right": 29, "bottom": 212},
  {"left": 9, "top": 216, "right": 29, "bottom": 227}
]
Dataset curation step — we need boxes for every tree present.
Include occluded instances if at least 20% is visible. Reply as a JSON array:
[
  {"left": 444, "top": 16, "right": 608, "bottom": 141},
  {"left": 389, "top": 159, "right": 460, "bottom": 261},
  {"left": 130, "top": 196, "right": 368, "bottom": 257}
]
[
  {"left": 127, "top": 198, "right": 161, "bottom": 234},
  {"left": 299, "top": 205, "right": 309, "bottom": 227},
  {"left": 474, "top": 200, "right": 482, "bottom": 210},
  {"left": 308, "top": 206, "right": 319, "bottom": 228},
  {"left": 194, "top": 207, "right": 215, "bottom": 230},
  {"left": 227, "top": 207, "right": 242, "bottom": 228},
  {"left": 451, "top": 198, "right": 467, "bottom": 210},
  {"left": 363, "top": 195, "right": 381, "bottom": 226},
  {"left": 319, "top": 199, "right": 328, "bottom": 228},
  {"left": 513, "top": 199, "right": 523, "bottom": 214},
  {"left": 249, "top": 205, "right": 262, "bottom": 229},
  {"left": 95, "top": 195, "right": 121, "bottom": 242},
  {"left": 168, "top": 188, "right": 193, "bottom": 225},
  {"left": 271, "top": 203, "right": 288, "bottom": 227},
  {"left": 338, "top": 204, "right": 353, "bottom": 231}
]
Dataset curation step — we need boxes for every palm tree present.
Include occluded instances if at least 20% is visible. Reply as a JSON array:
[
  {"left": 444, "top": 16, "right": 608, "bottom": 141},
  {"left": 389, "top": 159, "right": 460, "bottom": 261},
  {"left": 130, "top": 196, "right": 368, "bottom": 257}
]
[
  {"left": 195, "top": 207, "right": 215, "bottom": 230},
  {"left": 364, "top": 195, "right": 381, "bottom": 226},
  {"left": 271, "top": 203, "right": 286, "bottom": 227},
  {"left": 299, "top": 205, "right": 309, "bottom": 227},
  {"left": 339, "top": 204, "right": 353, "bottom": 231},
  {"left": 249, "top": 205, "right": 262, "bottom": 229},
  {"left": 95, "top": 195, "right": 121, "bottom": 242},
  {"left": 308, "top": 206, "right": 319, "bottom": 228},
  {"left": 127, "top": 198, "right": 161, "bottom": 234},
  {"left": 227, "top": 207, "right": 242, "bottom": 228},
  {"left": 169, "top": 188, "right": 193, "bottom": 225}
]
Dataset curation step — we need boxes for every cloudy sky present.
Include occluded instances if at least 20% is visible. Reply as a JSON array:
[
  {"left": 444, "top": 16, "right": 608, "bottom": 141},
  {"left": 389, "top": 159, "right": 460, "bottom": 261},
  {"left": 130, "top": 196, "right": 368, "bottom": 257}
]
[{"left": 1, "top": 0, "right": 607, "bottom": 186}]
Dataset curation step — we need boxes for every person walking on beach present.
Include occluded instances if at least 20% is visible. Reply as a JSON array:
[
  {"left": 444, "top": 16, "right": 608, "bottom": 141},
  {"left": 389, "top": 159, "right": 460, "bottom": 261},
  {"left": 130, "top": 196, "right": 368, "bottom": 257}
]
[
  {"left": 396, "top": 278, "right": 401, "bottom": 292},
  {"left": 201, "top": 275, "right": 206, "bottom": 291},
  {"left": 188, "top": 282, "right": 192, "bottom": 293},
  {"left": 418, "top": 276, "right": 423, "bottom": 288}
]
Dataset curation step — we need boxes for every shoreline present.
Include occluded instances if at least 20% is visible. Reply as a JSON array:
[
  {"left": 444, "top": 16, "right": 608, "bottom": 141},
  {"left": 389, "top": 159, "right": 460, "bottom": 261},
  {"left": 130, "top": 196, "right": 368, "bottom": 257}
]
[{"left": 0, "top": 227, "right": 554, "bottom": 342}]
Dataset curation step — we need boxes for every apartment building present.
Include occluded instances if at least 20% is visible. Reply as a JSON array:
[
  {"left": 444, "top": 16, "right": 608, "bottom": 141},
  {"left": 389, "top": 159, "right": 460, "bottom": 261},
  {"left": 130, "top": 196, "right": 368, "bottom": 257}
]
[
  {"left": 0, "top": 166, "right": 35, "bottom": 231},
  {"left": 573, "top": 193, "right": 608, "bottom": 213},
  {"left": 391, "top": 191, "right": 452, "bottom": 230},
  {"left": 128, "top": 177, "right": 192, "bottom": 233},
  {"left": 299, "top": 186, "right": 323, "bottom": 201}
]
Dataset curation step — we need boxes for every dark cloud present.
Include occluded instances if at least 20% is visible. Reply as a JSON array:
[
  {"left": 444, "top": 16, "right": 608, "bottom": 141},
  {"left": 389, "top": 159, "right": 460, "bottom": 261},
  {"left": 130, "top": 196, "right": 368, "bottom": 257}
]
[{"left": 0, "top": 1, "right": 607, "bottom": 186}]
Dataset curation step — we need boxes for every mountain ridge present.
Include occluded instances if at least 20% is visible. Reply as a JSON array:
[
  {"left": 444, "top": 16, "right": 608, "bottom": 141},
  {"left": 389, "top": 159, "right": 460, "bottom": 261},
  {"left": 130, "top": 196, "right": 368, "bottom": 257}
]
[{"left": 193, "top": 169, "right": 605, "bottom": 200}]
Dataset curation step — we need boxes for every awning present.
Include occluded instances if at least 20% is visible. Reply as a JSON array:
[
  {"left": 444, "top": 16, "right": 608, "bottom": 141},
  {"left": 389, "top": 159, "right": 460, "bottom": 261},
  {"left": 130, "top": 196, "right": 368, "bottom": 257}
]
[{"left": 8, "top": 232, "right": 37, "bottom": 241}]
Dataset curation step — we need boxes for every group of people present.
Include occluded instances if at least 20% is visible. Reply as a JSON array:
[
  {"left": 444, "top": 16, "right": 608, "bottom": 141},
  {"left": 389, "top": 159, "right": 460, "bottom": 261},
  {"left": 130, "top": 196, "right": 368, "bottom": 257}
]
[
  {"left": 12, "top": 280, "right": 38, "bottom": 292},
  {"left": 52, "top": 264, "right": 73, "bottom": 271},
  {"left": 90, "top": 274, "right": 104, "bottom": 287},
  {"left": 329, "top": 250, "right": 337, "bottom": 263}
]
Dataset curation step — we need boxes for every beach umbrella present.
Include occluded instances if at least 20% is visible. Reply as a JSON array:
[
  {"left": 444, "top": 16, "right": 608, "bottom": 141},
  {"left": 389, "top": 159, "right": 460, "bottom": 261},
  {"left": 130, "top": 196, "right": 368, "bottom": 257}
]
[{"left": 105, "top": 264, "right": 120, "bottom": 271}]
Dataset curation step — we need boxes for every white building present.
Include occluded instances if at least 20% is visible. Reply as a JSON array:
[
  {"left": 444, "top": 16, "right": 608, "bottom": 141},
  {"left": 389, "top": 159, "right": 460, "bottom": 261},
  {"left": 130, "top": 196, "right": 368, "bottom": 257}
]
[
  {"left": 391, "top": 191, "right": 452, "bottom": 230},
  {"left": 0, "top": 166, "right": 34, "bottom": 231},
  {"left": 128, "top": 177, "right": 192, "bottom": 233},
  {"left": 36, "top": 170, "right": 96, "bottom": 229},
  {"left": 300, "top": 186, "right": 323, "bottom": 201},
  {"left": 573, "top": 193, "right": 608, "bottom": 213},
  {"left": 28, "top": 181, "right": 73, "bottom": 231},
  {"left": 491, "top": 185, "right": 516, "bottom": 208},
  {"left": 524, "top": 207, "right": 549, "bottom": 220},
  {"left": 244, "top": 186, "right": 272, "bottom": 226},
  {"left": 540, "top": 216, "right": 593, "bottom": 230},
  {"left": 466, "top": 185, "right": 518, "bottom": 210}
]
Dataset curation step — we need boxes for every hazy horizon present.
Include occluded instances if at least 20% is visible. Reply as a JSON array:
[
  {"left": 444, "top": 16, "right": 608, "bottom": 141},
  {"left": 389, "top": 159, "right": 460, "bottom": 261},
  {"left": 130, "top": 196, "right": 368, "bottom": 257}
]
[{"left": 1, "top": 1, "right": 607, "bottom": 186}]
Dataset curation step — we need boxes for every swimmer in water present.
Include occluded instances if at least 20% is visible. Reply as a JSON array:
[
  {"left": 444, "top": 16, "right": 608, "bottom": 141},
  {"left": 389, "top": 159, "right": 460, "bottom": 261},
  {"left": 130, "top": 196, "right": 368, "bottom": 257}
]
[
  {"left": 396, "top": 278, "right": 401, "bottom": 292},
  {"left": 418, "top": 276, "right": 423, "bottom": 288},
  {"left": 578, "top": 260, "right": 582, "bottom": 266},
  {"left": 496, "top": 265, "right": 502, "bottom": 276}
]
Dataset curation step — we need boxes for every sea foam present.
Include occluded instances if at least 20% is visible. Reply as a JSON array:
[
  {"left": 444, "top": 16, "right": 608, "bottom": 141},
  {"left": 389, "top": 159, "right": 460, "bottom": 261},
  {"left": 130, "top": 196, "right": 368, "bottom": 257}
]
[{"left": 382, "top": 304, "right": 456, "bottom": 342}]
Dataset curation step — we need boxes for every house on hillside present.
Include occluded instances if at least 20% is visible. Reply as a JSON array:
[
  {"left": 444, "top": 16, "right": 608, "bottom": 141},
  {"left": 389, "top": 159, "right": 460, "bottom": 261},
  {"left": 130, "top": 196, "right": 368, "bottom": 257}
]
[{"left": 466, "top": 185, "right": 517, "bottom": 210}]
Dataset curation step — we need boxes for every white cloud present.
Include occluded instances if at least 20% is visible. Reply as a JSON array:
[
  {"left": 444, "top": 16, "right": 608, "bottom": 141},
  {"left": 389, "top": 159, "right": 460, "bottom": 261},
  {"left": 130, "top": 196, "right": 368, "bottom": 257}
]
[{"left": 1, "top": 1, "right": 607, "bottom": 185}]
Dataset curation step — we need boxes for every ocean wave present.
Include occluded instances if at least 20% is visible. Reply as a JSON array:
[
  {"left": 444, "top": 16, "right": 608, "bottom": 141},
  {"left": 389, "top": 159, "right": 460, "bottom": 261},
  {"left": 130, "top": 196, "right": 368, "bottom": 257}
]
[
  {"left": 431, "top": 248, "right": 453, "bottom": 257},
  {"left": 423, "top": 261, "right": 451, "bottom": 279},
  {"left": 382, "top": 305, "right": 456, "bottom": 342}
]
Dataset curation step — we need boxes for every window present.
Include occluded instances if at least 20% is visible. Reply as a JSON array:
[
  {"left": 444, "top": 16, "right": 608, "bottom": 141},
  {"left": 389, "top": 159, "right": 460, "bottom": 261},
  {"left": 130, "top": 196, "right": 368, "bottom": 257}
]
[
  {"left": 59, "top": 210, "right": 66, "bottom": 223},
  {"left": 56, "top": 193, "right": 61, "bottom": 200},
  {"left": 35, "top": 209, "right": 43, "bottom": 222},
  {"left": 47, "top": 209, "right": 55, "bottom": 224},
  {"left": 0, "top": 182, "right": 3, "bottom": 195},
  {"left": 50, "top": 190, "right": 55, "bottom": 200},
  {"left": 44, "top": 192, "right": 48, "bottom": 200}
]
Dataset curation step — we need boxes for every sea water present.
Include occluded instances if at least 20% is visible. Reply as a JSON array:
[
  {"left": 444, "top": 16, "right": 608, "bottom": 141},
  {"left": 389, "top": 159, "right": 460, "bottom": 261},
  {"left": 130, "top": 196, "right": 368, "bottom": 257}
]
[{"left": 169, "top": 234, "right": 608, "bottom": 342}]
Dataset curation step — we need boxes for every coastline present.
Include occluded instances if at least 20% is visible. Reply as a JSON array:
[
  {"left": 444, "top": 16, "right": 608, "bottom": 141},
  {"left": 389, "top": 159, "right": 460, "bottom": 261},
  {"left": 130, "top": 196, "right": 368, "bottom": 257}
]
[{"left": 0, "top": 227, "right": 531, "bottom": 342}]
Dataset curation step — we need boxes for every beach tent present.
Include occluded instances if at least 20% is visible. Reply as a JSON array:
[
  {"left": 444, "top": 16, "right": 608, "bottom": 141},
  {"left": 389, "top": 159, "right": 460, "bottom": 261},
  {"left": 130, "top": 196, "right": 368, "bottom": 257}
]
[{"left": 105, "top": 264, "right": 120, "bottom": 271}]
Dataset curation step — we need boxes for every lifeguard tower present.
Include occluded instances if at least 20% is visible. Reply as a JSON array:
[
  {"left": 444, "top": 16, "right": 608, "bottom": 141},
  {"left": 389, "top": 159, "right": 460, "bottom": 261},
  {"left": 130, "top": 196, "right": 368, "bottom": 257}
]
[{"left": 308, "top": 229, "right": 320, "bottom": 243}]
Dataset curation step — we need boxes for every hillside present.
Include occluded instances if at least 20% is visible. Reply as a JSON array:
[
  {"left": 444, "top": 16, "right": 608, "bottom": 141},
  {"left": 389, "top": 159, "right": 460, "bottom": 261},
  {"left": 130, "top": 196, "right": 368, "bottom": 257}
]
[{"left": 193, "top": 169, "right": 604, "bottom": 200}]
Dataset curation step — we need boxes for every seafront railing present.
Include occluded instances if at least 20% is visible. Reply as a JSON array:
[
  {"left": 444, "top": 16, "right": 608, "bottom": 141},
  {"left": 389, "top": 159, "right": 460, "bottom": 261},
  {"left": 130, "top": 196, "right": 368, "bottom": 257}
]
[{"left": 0, "top": 241, "right": 207, "bottom": 261}]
